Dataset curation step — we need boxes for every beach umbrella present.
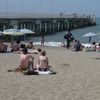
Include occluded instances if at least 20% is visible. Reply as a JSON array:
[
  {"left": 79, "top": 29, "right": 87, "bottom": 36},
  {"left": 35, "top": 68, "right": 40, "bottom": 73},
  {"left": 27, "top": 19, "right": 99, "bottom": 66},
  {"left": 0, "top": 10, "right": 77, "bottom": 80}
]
[
  {"left": 3, "top": 29, "right": 24, "bottom": 42},
  {"left": 83, "top": 32, "right": 97, "bottom": 43},
  {"left": 83, "top": 32, "right": 96, "bottom": 37},
  {"left": 3, "top": 29, "right": 24, "bottom": 36},
  {"left": 20, "top": 29, "right": 35, "bottom": 34},
  {"left": 20, "top": 29, "right": 35, "bottom": 40}
]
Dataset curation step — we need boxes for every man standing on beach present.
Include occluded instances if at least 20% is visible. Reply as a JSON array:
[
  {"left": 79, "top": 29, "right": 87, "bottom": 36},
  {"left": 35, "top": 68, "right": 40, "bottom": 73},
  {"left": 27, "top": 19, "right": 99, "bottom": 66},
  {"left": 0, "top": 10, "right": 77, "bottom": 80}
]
[{"left": 64, "top": 30, "right": 73, "bottom": 49}]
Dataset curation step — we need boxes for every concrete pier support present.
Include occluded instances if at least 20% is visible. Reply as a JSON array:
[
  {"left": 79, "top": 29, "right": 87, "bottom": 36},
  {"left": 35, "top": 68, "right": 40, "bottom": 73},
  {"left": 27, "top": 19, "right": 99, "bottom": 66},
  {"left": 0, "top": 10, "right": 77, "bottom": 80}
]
[
  {"left": 10, "top": 20, "right": 18, "bottom": 29},
  {"left": 57, "top": 21, "right": 60, "bottom": 31},
  {"left": 3, "top": 25, "right": 6, "bottom": 30},
  {"left": 44, "top": 22, "right": 47, "bottom": 32},
  {"left": 52, "top": 20, "right": 56, "bottom": 32}
]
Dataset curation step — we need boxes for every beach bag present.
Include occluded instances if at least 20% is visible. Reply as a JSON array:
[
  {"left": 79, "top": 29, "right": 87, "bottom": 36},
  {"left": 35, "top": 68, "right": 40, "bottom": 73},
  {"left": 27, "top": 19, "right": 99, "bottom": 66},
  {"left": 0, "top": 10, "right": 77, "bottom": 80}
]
[{"left": 64, "top": 34, "right": 67, "bottom": 39}]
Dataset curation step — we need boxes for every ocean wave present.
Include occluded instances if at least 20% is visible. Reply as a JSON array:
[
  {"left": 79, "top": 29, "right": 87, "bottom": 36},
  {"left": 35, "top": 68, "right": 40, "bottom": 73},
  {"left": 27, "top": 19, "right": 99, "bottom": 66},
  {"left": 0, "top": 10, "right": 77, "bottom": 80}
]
[{"left": 33, "top": 42, "right": 63, "bottom": 47}]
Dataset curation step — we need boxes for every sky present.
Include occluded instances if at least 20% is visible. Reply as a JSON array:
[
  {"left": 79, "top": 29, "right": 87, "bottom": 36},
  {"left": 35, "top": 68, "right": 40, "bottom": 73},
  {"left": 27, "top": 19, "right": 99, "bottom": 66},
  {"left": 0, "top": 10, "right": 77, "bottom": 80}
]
[{"left": 0, "top": 0, "right": 99, "bottom": 17}]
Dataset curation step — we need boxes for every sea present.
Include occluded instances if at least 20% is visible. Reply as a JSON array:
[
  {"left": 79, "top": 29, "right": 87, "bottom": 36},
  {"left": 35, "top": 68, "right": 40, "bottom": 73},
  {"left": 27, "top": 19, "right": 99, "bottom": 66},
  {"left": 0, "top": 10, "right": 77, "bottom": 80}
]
[{"left": 27, "top": 18, "right": 100, "bottom": 46}]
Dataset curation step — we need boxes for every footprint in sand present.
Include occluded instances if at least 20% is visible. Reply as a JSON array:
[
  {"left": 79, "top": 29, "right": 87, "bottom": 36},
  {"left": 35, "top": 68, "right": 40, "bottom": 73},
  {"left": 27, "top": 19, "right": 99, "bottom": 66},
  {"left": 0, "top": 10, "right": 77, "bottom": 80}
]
[{"left": 59, "top": 63, "right": 70, "bottom": 68}]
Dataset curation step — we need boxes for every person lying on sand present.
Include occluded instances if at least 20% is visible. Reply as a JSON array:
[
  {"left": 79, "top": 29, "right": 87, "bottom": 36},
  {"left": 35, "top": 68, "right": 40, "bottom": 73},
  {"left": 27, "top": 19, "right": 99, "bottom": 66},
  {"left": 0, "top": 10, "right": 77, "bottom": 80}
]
[{"left": 27, "top": 47, "right": 42, "bottom": 54}]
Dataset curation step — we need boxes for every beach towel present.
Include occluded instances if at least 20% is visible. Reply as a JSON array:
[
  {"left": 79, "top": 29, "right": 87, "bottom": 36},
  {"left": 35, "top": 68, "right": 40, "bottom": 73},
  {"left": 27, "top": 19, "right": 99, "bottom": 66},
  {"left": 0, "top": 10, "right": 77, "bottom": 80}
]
[
  {"left": 23, "top": 70, "right": 56, "bottom": 75},
  {"left": 36, "top": 70, "right": 56, "bottom": 75}
]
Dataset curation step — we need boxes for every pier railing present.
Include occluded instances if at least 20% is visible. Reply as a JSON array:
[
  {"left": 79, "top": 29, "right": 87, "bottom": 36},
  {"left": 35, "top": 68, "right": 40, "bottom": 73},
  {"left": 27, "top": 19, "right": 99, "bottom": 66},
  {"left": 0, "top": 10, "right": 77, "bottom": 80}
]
[
  {"left": 0, "top": 12, "right": 96, "bottom": 35},
  {"left": 0, "top": 12, "right": 94, "bottom": 19}
]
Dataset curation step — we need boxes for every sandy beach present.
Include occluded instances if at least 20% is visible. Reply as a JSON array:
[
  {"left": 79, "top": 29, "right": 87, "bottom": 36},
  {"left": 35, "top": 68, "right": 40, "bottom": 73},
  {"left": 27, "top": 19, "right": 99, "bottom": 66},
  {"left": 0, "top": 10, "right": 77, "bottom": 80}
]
[{"left": 0, "top": 46, "right": 100, "bottom": 100}]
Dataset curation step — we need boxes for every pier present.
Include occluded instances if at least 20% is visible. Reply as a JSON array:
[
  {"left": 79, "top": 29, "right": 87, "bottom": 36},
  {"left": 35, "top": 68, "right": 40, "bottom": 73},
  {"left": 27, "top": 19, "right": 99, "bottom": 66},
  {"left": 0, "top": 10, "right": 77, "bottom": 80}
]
[{"left": 0, "top": 13, "right": 96, "bottom": 35}]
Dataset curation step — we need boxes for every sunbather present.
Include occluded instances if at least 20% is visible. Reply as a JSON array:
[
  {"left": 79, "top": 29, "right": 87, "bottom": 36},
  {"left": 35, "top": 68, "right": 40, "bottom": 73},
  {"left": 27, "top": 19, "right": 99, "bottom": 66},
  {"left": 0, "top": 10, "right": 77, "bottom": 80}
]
[
  {"left": 10, "top": 40, "right": 20, "bottom": 52},
  {"left": 90, "top": 42, "right": 96, "bottom": 51},
  {"left": 8, "top": 48, "right": 34, "bottom": 72},
  {"left": 0, "top": 41, "right": 7, "bottom": 52},
  {"left": 36, "top": 50, "right": 51, "bottom": 71},
  {"left": 96, "top": 43, "right": 100, "bottom": 52}
]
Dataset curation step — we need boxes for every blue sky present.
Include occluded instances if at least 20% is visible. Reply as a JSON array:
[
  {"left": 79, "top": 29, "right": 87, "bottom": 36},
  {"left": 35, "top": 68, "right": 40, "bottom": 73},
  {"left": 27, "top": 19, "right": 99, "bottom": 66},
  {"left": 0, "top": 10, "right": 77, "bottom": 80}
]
[{"left": 0, "top": 0, "right": 99, "bottom": 17}]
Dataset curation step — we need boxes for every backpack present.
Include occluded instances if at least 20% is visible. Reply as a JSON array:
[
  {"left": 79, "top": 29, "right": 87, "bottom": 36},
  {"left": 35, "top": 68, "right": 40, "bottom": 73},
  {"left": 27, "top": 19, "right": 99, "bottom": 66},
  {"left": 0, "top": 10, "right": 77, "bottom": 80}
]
[{"left": 64, "top": 34, "right": 67, "bottom": 39}]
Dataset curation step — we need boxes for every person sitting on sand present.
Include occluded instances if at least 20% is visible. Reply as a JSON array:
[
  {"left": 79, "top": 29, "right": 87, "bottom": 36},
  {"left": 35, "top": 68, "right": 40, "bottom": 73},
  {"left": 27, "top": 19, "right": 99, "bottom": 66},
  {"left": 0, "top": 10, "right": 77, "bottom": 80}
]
[
  {"left": 0, "top": 41, "right": 7, "bottom": 52},
  {"left": 90, "top": 42, "right": 96, "bottom": 51},
  {"left": 96, "top": 43, "right": 100, "bottom": 52},
  {"left": 36, "top": 50, "right": 51, "bottom": 71},
  {"left": 71, "top": 39, "right": 77, "bottom": 51},
  {"left": 8, "top": 48, "right": 34, "bottom": 72},
  {"left": 10, "top": 40, "right": 21, "bottom": 52},
  {"left": 75, "top": 40, "right": 82, "bottom": 51}
]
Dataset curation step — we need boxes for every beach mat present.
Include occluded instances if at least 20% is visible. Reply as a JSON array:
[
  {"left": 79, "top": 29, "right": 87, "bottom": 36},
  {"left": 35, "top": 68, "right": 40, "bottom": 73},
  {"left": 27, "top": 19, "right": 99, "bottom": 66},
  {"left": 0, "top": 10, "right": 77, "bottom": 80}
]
[{"left": 23, "top": 70, "right": 56, "bottom": 75}]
